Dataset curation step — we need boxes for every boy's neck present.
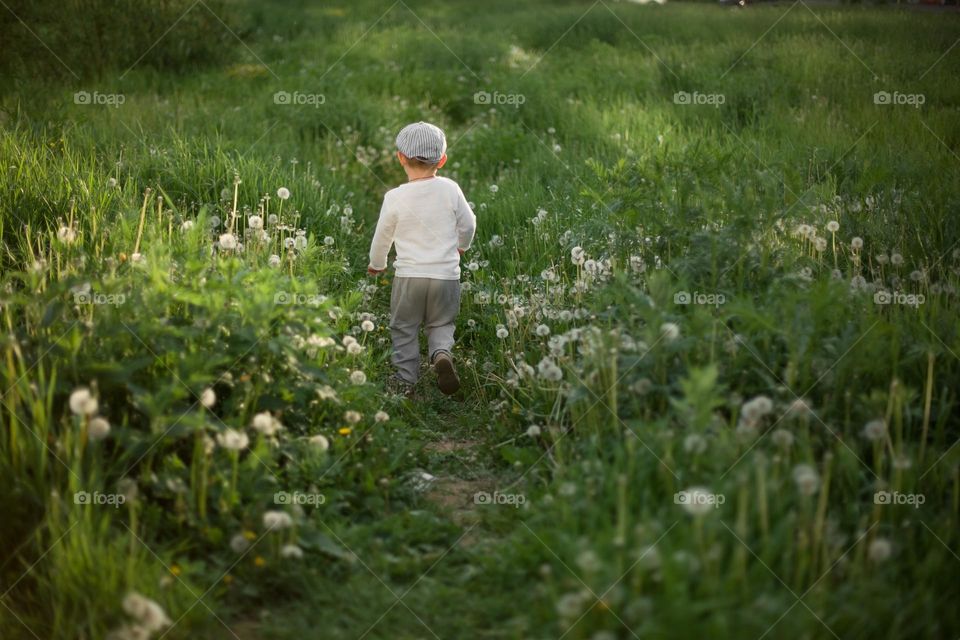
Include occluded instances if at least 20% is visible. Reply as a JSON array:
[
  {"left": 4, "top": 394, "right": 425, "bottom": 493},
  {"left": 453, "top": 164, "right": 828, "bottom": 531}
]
[{"left": 404, "top": 168, "right": 438, "bottom": 182}]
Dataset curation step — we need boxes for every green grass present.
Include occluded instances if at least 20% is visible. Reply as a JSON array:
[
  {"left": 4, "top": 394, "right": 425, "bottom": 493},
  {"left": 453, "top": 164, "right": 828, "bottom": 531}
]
[{"left": 1, "top": 0, "right": 959, "bottom": 638}]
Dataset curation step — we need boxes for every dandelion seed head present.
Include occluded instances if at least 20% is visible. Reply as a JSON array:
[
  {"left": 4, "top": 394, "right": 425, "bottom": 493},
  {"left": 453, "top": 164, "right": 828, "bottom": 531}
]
[
  {"left": 678, "top": 486, "right": 715, "bottom": 516},
  {"left": 88, "top": 416, "right": 111, "bottom": 441},
  {"left": 263, "top": 510, "right": 293, "bottom": 530},
  {"left": 660, "top": 322, "right": 680, "bottom": 342},
  {"left": 251, "top": 412, "right": 282, "bottom": 436},
  {"left": 218, "top": 233, "right": 238, "bottom": 250},
  {"left": 868, "top": 538, "right": 892, "bottom": 563},
  {"left": 792, "top": 464, "right": 820, "bottom": 496},
  {"left": 217, "top": 428, "right": 249, "bottom": 451},
  {"left": 69, "top": 387, "right": 98, "bottom": 416},
  {"left": 121, "top": 592, "right": 171, "bottom": 633},
  {"left": 771, "top": 429, "right": 794, "bottom": 449},
  {"left": 309, "top": 434, "right": 330, "bottom": 451},
  {"left": 200, "top": 387, "right": 216, "bottom": 408},
  {"left": 862, "top": 419, "right": 886, "bottom": 442}
]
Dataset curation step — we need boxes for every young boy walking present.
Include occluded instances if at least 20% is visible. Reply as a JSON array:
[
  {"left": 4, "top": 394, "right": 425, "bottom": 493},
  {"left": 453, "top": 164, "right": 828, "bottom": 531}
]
[{"left": 367, "top": 121, "right": 476, "bottom": 396}]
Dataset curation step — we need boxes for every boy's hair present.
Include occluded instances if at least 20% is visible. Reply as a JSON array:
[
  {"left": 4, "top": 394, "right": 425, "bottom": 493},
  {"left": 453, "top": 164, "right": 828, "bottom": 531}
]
[{"left": 400, "top": 153, "right": 440, "bottom": 170}]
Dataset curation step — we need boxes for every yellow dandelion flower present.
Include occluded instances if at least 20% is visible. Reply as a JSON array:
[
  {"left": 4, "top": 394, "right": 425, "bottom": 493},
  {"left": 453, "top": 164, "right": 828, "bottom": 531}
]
[
  {"left": 254, "top": 556, "right": 266, "bottom": 568},
  {"left": 170, "top": 565, "right": 181, "bottom": 576},
  {"left": 242, "top": 530, "right": 256, "bottom": 540},
  {"left": 338, "top": 427, "right": 352, "bottom": 436}
]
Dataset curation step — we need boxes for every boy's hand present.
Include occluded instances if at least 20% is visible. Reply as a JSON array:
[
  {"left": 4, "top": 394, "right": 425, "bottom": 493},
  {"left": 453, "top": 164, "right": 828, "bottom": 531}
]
[{"left": 367, "top": 266, "right": 385, "bottom": 276}]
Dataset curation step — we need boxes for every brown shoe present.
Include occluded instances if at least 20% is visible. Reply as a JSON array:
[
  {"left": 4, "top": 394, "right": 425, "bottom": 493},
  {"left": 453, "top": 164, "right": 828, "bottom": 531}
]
[{"left": 432, "top": 351, "right": 460, "bottom": 395}]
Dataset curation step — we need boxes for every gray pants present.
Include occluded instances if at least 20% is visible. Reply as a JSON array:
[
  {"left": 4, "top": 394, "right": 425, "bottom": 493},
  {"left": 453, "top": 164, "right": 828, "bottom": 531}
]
[{"left": 390, "top": 277, "right": 460, "bottom": 383}]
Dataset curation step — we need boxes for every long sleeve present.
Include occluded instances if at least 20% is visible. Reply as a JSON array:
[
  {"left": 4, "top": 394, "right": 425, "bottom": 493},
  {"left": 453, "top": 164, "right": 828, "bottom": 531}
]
[
  {"left": 454, "top": 186, "right": 476, "bottom": 251},
  {"left": 368, "top": 195, "right": 397, "bottom": 270}
]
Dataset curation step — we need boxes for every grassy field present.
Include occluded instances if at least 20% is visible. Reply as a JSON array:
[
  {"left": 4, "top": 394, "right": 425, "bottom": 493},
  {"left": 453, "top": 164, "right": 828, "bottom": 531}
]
[{"left": 2, "top": 0, "right": 960, "bottom": 638}]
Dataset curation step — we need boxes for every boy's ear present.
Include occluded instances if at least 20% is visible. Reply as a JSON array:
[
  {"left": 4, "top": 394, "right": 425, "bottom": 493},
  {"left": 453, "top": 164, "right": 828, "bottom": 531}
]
[
  {"left": 397, "top": 151, "right": 408, "bottom": 165},
  {"left": 436, "top": 153, "right": 447, "bottom": 169}
]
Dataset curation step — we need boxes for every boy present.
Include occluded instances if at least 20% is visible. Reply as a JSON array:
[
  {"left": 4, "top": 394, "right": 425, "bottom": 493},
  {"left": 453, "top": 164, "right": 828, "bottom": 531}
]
[{"left": 367, "top": 121, "right": 476, "bottom": 397}]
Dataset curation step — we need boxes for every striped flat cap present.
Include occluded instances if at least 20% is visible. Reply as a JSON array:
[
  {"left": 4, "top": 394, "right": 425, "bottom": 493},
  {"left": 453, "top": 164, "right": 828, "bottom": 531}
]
[{"left": 395, "top": 121, "right": 447, "bottom": 164}]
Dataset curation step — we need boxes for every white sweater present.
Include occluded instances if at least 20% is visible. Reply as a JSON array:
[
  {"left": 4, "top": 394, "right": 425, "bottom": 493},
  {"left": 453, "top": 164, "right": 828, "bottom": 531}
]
[{"left": 368, "top": 176, "right": 476, "bottom": 280}]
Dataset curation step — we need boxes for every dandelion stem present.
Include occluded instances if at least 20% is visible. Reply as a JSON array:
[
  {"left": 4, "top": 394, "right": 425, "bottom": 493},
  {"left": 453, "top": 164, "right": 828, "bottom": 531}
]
[
  {"left": 812, "top": 454, "right": 832, "bottom": 573},
  {"left": 230, "top": 451, "right": 239, "bottom": 508},
  {"left": 229, "top": 178, "right": 240, "bottom": 234},
  {"left": 133, "top": 188, "right": 151, "bottom": 255},
  {"left": 920, "top": 352, "right": 934, "bottom": 463},
  {"left": 757, "top": 461, "right": 769, "bottom": 541}
]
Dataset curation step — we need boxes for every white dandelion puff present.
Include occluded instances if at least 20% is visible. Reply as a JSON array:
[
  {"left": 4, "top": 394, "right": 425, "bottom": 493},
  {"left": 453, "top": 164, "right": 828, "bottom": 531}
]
[
  {"left": 218, "top": 233, "right": 238, "bottom": 250},
  {"left": 792, "top": 464, "right": 820, "bottom": 496},
  {"left": 200, "top": 387, "right": 216, "bottom": 408},
  {"left": 121, "top": 592, "right": 171, "bottom": 633},
  {"left": 57, "top": 227, "right": 77, "bottom": 244},
  {"left": 88, "top": 416, "right": 111, "bottom": 441},
  {"left": 660, "top": 322, "right": 680, "bottom": 342},
  {"left": 861, "top": 419, "right": 886, "bottom": 442},
  {"left": 868, "top": 538, "right": 892, "bottom": 563},
  {"left": 309, "top": 434, "right": 330, "bottom": 451},
  {"left": 69, "top": 387, "right": 98, "bottom": 416},
  {"left": 216, "top": 429, "right": 249, "bottom": 451},
  {"left": 251, "top": 412, "right": 282, "bottom": 436},
  {"left": 263, "top": 510, "right": 293, "bottom": 530},
  {"left": 230, "top": 533, "right": 250, "bottom": 553},
  {"left": 281, "top": 544, "right": 304, "bottom": 559}
]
